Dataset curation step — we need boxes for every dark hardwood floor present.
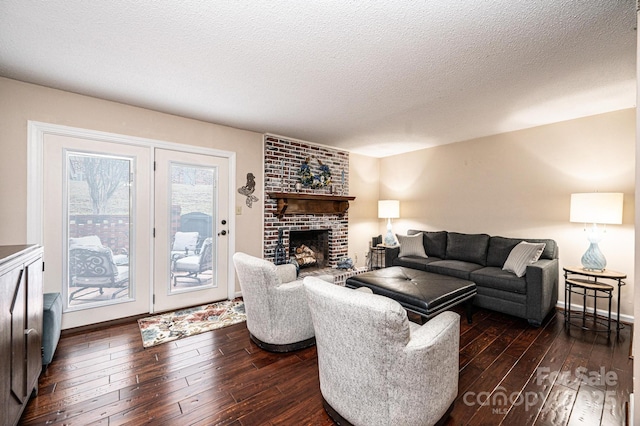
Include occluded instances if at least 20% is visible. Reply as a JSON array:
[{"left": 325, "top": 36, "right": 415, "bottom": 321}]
[{"left": 20, "top": 306, "right": 632, "bottom": 425}]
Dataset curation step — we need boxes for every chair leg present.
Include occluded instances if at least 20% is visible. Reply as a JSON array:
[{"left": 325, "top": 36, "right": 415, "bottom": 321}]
[
  {"left": 174, "top": 272, "right": 203, "bottom": 286},
  {"left": 111, "top": 284, "right": 129, "bottom": 299}
]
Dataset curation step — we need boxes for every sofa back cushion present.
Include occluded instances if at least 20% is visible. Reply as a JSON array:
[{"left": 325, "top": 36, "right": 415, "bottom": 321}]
[
  {"left": 487, "top": 236, "right": 558, "bottom": 267},
  {"left": 445, "top": 232, "right": 490, "bottom": 266},
  {"left": 407, "top": 229, "right": 447, "bottom": 259}
]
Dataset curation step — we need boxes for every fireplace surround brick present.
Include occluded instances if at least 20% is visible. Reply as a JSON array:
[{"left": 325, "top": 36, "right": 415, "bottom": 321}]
[{"left": 264, "top": 135, "right": 350, "bottom": 267}]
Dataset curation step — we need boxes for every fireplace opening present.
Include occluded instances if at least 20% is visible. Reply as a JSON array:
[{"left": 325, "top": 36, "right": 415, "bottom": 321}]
[{"left": 289, "top": 229, "right": 329, "bottom": 269}]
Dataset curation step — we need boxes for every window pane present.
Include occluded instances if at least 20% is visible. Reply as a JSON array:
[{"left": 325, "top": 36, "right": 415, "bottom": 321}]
[
  {"left": 67, "top": 152, "right": 133, "bottom": 308},
  {"left": 169, "top": 163, "right": 215, "bottom": 292}
]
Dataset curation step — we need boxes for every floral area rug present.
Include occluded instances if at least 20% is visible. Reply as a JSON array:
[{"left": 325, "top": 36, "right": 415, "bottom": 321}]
[{"left": 138, "top": 298, "right": 246, "bottom": 348}]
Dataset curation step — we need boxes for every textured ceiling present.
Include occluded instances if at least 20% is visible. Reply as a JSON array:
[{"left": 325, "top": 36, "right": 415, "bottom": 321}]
[{"left": 0, "top": 1, "right": 636, "bottom": 157}]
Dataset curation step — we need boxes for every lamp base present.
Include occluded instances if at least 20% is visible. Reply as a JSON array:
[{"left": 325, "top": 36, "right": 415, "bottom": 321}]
[
  {"left": 581, "top": 242, "right": 606, "bottom": 271},
  {"left": 383, "top": 218, "right": 398, "bottom": 246},
  {"left": 383, "top": 230, "right": 397, "bottom": 246}
]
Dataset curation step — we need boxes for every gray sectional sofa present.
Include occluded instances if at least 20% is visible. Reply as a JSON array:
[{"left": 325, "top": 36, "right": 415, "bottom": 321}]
[{"left": 385, "top": 230, "right": 559, "bottom": 326}]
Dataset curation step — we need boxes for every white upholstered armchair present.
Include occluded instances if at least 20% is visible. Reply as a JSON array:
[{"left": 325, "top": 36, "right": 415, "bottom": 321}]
[
  {"left": 232, "top": 252, "right": 315, "bottom": 352},
  {"left": 303, "top": 276, "right": 460, "bottom": 426}
]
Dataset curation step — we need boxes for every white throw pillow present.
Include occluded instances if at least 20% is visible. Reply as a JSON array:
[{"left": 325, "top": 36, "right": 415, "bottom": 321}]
[
  {"left": 396, "top": 233, "right": 428, "bottom": 258},
  {"left": 502, "top": 241, "right": 546, "bottom": 277}
]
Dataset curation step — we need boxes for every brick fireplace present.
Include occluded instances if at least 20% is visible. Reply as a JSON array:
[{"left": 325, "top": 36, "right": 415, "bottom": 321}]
[{"left": 264, "top": 135, "right": 350, "bottom": 267}]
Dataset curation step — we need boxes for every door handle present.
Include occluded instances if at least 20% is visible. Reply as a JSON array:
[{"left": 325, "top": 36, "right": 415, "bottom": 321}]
[{"left": 218, "top": 230, "right": 227, "bottom": 236}]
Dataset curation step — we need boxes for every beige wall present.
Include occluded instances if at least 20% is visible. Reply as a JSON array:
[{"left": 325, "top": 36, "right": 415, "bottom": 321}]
[
  {"left": 348, "top": 153, "right": 380, "bottom": 267},
  {"left": 0, "top": 77, "right": 264, "bottom": 294},
  {"left": 374, "top": 109, "right": 635, "bottom": 318}
]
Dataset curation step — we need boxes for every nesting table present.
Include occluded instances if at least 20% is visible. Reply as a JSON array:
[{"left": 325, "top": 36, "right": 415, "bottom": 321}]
[
  {"left": 367, "top": 244, "right": 387, "bottom": 270},
  {"left": 563, "top": 266, "right": 626, "bottom": 337}
]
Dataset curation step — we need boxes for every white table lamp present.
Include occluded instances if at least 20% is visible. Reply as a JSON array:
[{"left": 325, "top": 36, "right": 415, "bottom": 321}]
[
  {"left": 378, "top": 200, "right": 400, "bottom": 246},
  {"left": 569, "top": 192, "right": 623, "bottom": 271}
]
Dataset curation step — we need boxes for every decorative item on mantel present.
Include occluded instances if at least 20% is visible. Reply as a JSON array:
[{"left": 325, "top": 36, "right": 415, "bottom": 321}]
[{"left": 298, "top": 157, "right": 332, "bottom": 189}]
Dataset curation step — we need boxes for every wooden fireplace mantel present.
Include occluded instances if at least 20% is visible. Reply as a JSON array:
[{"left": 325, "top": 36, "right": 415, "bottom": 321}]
[{"left": 268, "top": 192, "right": 356, "bottom": 218}]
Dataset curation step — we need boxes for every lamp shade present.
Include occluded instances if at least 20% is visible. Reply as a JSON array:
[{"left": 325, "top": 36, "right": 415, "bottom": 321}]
[
  {"left": 378, "top": 200, "right": 400, "bottom": 219},
  {"left": 569, "top": 193, "right": 623, "bottom": 225}
]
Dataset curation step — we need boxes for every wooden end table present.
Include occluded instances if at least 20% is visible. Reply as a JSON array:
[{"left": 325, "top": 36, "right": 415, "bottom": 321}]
[{"left": 563, "top": 266, "right": 626, "bottom": 337}]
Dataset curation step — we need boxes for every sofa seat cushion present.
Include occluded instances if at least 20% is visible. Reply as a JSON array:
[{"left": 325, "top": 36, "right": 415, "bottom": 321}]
[
  {"left": 394, "top": 256, "right": 442, "bottom": 270},
  {"left": 425, "top": 260, "right": 483, "bottom": 280},
  {"left": 471, "top": 267, "right": 526, "bottom": 294}
]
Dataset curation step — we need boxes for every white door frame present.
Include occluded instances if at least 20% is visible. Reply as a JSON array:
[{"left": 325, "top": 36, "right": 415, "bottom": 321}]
[{"left": 27, "top": 121, "right": 237, "bottom": 312}]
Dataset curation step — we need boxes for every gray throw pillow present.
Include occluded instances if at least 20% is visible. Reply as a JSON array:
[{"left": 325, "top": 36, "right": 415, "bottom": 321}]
[
  {"left": 502, "top": 241, "right": 546, "bottom": 277},
  {"left": 396, "top": 233, "right": 428, "bottom": 258}
]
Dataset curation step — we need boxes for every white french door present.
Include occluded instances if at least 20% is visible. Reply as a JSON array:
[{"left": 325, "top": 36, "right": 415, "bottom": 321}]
[
  {"left": 33, "top": 123, "right": 234, "bottom": 328},
  {"left": 43, "top": 134, "right": 152, "bottom": 329},
  {"left": 153, "top": 149, "right": 229, "bottom": 312}
]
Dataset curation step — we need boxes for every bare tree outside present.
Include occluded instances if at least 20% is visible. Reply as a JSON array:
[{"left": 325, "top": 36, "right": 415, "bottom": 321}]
[{"left": 83, "top": 157, "right": 130, "bottom": 214}]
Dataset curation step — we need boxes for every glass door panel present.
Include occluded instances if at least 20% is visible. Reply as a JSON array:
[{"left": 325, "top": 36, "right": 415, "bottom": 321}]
[
  {"left": 66, "top": 152, "right": 133, "bottom": 308},
  {"left": 169, "top": 163, "right": 215, "bottom": 292}
]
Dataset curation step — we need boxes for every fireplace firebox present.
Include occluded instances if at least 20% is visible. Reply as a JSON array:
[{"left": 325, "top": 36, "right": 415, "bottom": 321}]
[{"left": 289, "top": 229, "right": 329, "bottom": 269}]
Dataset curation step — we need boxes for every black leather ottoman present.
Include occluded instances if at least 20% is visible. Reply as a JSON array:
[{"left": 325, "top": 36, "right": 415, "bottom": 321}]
[{"left": 345, "top": 266, "right": 477, "bottom": 323}]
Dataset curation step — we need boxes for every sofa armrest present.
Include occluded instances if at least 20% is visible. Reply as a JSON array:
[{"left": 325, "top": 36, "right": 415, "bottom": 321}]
[
  {"left": 525, "top": 258, "right": 559, "bottom": 326},
  {"left": 276, "top": 263, "right": 298, "bottom": 284},
  {"left": 385, "top": 246, "right": 400, "bottom": 267}
]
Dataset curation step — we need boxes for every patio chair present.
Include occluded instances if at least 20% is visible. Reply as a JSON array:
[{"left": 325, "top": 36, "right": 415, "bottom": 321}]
[
  {"left": 69, "top": 236, "right": 129, "bottom": 300},
  {"left": 180, "top": 212, "right": 212, "bottom": 249},
  {"left": 173, "top": 237, "right": 213, "bottom": 286},
  {"left": 171, "top": 231, "right": 200, "bottom": 258}
]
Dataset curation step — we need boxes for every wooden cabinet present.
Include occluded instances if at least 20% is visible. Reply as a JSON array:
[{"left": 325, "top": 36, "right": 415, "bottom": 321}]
[{"left": 0, "top": 245, "right": 43, "bottom": 426}]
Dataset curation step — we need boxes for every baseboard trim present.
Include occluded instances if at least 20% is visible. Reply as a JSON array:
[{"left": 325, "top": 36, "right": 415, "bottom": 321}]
[{"left": 556, "top": 301, "right": 634, "bottom": 324}]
